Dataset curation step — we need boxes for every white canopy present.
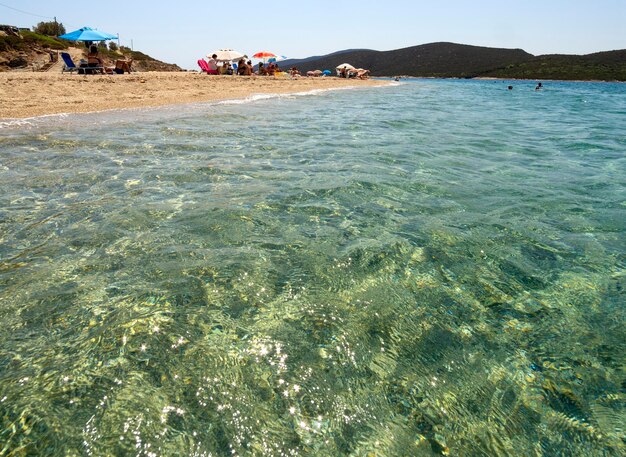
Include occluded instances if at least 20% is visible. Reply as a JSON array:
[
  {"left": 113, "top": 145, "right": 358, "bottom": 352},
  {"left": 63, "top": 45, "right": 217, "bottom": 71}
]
[
  {"left": 210, "top": 49, "right": 245, "bottom": 62},
  {"left": 336, "top": 63, "right": 355, "bottom": 70}
]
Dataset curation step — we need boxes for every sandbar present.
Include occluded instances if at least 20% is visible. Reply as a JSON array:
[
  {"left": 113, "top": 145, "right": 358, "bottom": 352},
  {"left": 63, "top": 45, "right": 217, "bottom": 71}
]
[{"left": 0, "top": 72, "right": 387, "bottom": 119}]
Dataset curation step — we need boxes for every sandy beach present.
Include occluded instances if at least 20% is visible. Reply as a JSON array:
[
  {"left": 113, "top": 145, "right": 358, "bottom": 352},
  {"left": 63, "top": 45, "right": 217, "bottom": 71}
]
[{"left": 0, "top": 72, "right": 387, "bottom": 119}]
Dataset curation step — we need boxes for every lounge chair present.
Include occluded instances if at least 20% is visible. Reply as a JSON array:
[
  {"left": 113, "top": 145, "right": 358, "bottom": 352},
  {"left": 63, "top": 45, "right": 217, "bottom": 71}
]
[
  {"left": 61, "top": 52, "right": 104, "bottom": 75},
  {"left": 60, "top": 52, "right": 78, "bottom": 73}
]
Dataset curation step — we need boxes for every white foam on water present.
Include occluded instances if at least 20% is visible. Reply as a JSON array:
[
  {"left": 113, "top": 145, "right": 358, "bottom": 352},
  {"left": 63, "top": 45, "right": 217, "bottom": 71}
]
[
  {"left": 215, "top": 85, "right": 383, "bottom": 105},
  {"left": 0, "top": 119, "right": 34, "bottom": 129}
]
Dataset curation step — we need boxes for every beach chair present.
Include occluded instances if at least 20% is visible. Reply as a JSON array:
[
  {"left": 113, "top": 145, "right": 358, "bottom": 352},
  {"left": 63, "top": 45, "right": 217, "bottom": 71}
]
[
  {"left": 60, "top": 52, "right": 78, "bottom": 73},
  {"left": 82, "top": 64, "right": 105, "bottom": 75},
  {"left": 198, "top": 59, "right": 210, "bottom": 73},
  {"left": 61, "top": 52, "right": 104, "bottom": 74}
]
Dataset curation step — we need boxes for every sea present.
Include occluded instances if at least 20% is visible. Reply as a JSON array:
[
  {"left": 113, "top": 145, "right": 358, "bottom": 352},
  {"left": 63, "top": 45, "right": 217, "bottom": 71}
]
[{"left": 0, "top": 79, "right": 624, "bottom": 456}]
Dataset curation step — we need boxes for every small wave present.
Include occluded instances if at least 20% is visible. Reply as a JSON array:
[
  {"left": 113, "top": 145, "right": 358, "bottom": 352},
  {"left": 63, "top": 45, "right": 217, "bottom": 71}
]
[
  {"left": 0, "top": 119, "right": 35, "bottom": 129},
  {"left": 216, "top": 85, "right": 380, "bottom": 105},
  {"left": 0, "top": 112, "right": 82, "bottom": 130},
  {"left": 0, "top": 116, "right": 58, "bottom": 129}
]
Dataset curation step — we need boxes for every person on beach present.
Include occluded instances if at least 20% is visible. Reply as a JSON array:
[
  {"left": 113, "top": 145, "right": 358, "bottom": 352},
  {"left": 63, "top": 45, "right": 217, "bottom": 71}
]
[
  {"left": 258, "top": 62, "right": 268, "bottom": 76},
  {"left": 237, "top": 59, "right": 252, "bottom": 76},
  {"left": 87, "top": 45, "right": 102, "bottom": 65},
  {"left": 114, "top": 59, "right": 132, "bottom": 74},
  {"left": 356, "top": 68, "right": 370, "bottom": 79},
  {"left": 206, "top": 54, "right": 219, "bottom": 75},
  {"left": 86, "top": 45, "right": 104, "bottom": 74}
]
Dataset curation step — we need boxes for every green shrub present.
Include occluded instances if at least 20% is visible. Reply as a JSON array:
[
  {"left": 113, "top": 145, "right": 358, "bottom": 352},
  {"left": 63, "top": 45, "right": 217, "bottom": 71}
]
[
  {"left": 21, "top": 31, "right": 67, "bottom": 50},
  {"left": 32, "top": 21, "right": 66, "bottom": 36}
]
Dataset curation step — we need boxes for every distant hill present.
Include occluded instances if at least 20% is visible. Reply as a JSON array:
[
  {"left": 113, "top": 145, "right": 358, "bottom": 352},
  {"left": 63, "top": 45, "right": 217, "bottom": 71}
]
[
  {"left": 278, "top": 49, "right": 373, "bottom": 70},
  {"left": 480, "top": 49, "right": 626, "bottom": 81},
  {"left": 0, "top": 29, "right": 181, "bottom": 72},
  {"left": 284, "top": 42, "right": 626, "bottom": 81},
  {"left": 284, "top": 42, "right": 533, "bottom": 77}
]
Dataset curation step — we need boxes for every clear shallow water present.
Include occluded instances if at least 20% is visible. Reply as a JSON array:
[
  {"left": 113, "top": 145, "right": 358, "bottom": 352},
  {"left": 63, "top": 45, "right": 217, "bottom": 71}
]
[{"left": 0, "top": 80, "right": 624, "bottom": 456}]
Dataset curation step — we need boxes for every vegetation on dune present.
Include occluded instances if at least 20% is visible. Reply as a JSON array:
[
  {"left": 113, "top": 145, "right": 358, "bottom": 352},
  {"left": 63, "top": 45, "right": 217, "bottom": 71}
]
[
  {"left": 0, "top": 30, "right": 68, "bottom": 53},
  {"left": 120, "top": 47, "right": 159, "bottom": 62},
  {"left": 0, "top": 25, "right": 181, "bottom": 72}
]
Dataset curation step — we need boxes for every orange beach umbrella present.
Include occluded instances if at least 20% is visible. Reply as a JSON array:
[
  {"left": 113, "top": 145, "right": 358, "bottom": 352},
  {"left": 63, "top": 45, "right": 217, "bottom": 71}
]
[
  {"left": 252, "top": 51, "right": 277, "bottom": 63},
  {"left": 252, "top": 51, "right": 277, "bottom": 59}
]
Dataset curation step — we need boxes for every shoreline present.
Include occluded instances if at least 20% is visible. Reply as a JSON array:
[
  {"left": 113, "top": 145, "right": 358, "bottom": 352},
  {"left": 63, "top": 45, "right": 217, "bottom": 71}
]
[
  {"left": 0, "top": 72, "right": 388, "bottom": 119},
  {"left": 0, "top": 86, "right": 378, "bottom": 127}
]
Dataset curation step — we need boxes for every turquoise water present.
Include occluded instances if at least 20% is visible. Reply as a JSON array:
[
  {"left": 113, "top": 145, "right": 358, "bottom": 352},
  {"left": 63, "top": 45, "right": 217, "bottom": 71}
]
[{"left": 0, "top": 79, "right": 624, "bottom": 456}]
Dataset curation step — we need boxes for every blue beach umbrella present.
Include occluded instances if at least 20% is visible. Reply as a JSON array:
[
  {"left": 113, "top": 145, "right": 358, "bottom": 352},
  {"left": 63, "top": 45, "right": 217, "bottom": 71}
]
[
  {"left": 268, "top": 55, "right": 288, "bottom": 63},
  {"left": 58, "top": 27, "right": 118, "bottom": 42},
  {"left": 322, "top": 70, "right": 331, "bottom": 76}
]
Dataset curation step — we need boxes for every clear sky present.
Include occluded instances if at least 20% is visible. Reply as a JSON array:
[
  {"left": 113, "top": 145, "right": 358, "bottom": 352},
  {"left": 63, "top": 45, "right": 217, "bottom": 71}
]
[{"left": 2, "top": 1, "right": 625, "bottom": 70}]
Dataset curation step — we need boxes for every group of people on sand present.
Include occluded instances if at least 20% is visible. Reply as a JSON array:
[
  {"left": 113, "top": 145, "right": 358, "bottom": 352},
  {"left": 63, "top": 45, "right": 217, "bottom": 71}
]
[
  {"left": 257, "top": 61, "right": 283, "bottom": 76},
  {"left": 338, "top": 66, "right": 370, "bottom": 79},
  {"left": 203, "top": 54, "right": 284, "bottom": 76},
  {"left": 236, "top": 58, "right": 254, "bottom": 75},
  {"left": 200, "top": 54, "right": 371, "bottom": 79},
  {"left": 204, "top": 54, "right": 241, "bottom": 75},
  {"left": 84, "top": 43, "right": 132, "bottom": 74}
]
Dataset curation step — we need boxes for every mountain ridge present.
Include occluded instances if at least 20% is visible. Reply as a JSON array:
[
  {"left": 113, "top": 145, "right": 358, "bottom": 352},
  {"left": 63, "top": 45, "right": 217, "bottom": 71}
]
[{"left": 281, "top": 42, "right": 626, "bottom": 81}]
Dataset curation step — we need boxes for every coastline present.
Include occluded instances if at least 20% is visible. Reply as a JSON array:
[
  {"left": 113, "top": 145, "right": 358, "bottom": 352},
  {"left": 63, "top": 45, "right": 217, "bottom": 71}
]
[{"left": 0, "top": 72, "right": 388, "bottom": 119}]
